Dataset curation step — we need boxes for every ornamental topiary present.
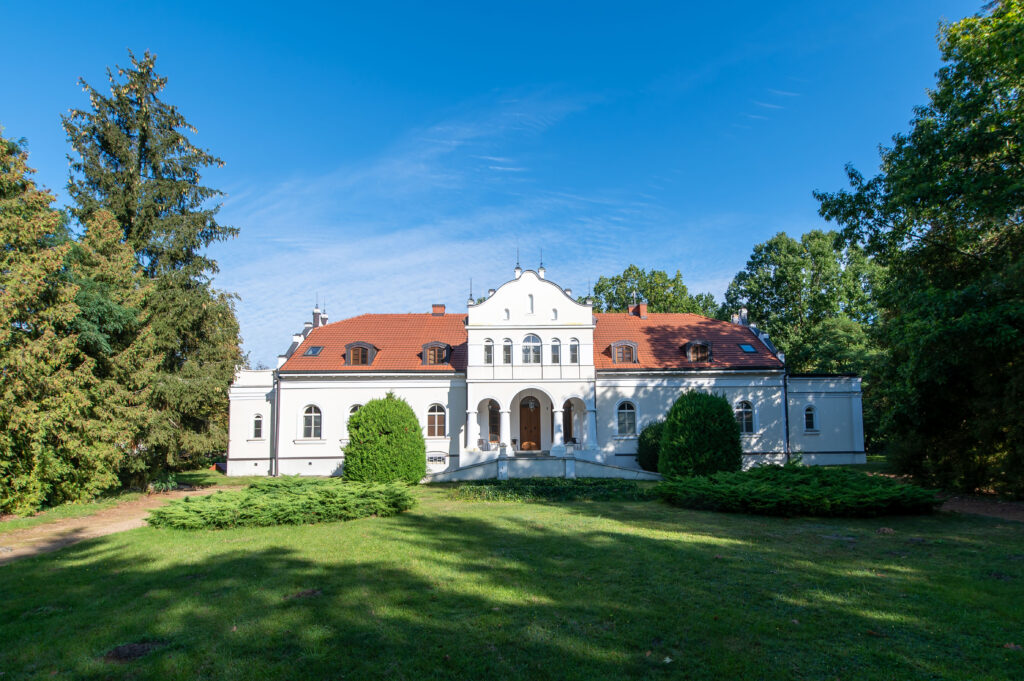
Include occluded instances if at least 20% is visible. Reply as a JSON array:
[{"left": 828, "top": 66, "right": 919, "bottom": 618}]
[
  {"left": 343, "top": 393, "right": 426, "bottom": 484},
  {"left": 658, "top": 391, "right": 742, "bottom": 477},
  {"left": 637, "top": 420, "right": 665, "bottom": 472}
]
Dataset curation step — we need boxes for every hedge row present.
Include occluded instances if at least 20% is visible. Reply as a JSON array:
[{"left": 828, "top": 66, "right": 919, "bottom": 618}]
[
  {"left": 447, "top": 478, "right": 654, "bottom": 503},
  {"left": 147, "top": 477, "right": 416, "bottom": 529},
  {"left": 656, "top": 465, "right": 941, "bottom": 517}
]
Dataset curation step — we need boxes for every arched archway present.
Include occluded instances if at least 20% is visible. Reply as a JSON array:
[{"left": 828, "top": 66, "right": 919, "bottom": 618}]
[{"left": 510, "top": 387, "right": 555, "bottom": 452}]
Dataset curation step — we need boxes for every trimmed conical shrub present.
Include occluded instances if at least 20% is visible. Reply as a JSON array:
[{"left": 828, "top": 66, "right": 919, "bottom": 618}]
[
  {"left": 343, "top": 393, "right": 426, "bottom": 484},
  {"left": 659, "top": 391, "right": 742, "bottom": 477}
]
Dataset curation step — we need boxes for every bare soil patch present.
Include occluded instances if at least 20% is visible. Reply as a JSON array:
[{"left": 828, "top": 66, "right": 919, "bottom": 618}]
[
  {"left": 0, "top": 487, "right": 224, "bottom": 565},
  {"left": 941, "top": 495, "right": 1024, "bottom": 523}
]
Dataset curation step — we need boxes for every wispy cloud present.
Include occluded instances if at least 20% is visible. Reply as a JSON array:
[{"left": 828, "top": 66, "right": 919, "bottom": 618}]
[
  {"left": 752, "top": 100, "right": 784, "bottom": 109},
  {"left": 767, "top": 89, "right": 800, "bottom": 97},
  {"left": 744, "top": 113, "right": 769, "bottom": 120}
]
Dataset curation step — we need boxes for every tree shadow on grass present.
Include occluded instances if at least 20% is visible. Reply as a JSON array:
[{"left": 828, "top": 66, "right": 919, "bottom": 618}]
[{"left": 0, "top": 502, "right": 1022, "bottom": 681}]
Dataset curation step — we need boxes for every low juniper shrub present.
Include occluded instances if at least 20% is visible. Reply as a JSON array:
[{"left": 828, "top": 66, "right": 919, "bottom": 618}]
[
  {"left": 146, "top": 476, "right": 416, "bottom": 529},
  {"left": 447, "top": 478, "right": 654, "bottom": 503},
  {"left": 656, "top": 464, "right": 941, "bottom": 517}
]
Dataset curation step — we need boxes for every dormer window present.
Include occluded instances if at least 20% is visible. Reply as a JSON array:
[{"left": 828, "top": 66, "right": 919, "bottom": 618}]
[
  {"left": 345, "top": 342, "right": 376, "bottom": 366},
  {"left": 611, "top": 340, "right": 639, "bottom": 364},
  {"left": 422, "top": 342, "right": 450, "bottom": 366},
  {"left": 684, "top": 342, "right": 711, "bottom": 362},
  {"left": 303, "top": 346, "right": 323, "bottom": 356}
]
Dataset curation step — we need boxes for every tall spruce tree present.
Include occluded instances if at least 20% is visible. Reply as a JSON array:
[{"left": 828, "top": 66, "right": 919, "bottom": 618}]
[
  {"left": 63, "top": 51, "right": 242, "bottom": 476},
  {"left": 0, "top": 134, "right": 115, "bottom": 513}
]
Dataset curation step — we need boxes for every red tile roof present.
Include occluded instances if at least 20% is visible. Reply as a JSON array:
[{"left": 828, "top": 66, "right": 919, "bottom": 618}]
[
  {"left": 593, "top": 313, "right": 783, "bottom": 370},
  {"left": 280, "top": 314, "right": 468, "bottom": 372},
  {"left": 279, "top": 312, "right": 782, "bottom": 373}
]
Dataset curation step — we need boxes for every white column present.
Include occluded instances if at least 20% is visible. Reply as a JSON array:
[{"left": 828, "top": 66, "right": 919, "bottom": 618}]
[
  {"left": 586, "top": 407, "right": 599, "bottom": 451},
  {"left": 551, "top": 408, "right": 565, "bottom": 455},
  {"left": 500, "top": 409, "right": 511, "bottom": 448},
  {"left": 465, "top": 410, "right": 478, "bottom": 449}
]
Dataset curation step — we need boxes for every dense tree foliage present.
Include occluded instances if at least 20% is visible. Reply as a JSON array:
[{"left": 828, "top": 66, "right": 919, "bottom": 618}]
[
  {"left": 343, "top": 393, "right": 427, "bottom": 484},
  {"left": 63, "top": 51, "right": 242, "bottom": 477},
  {"left": 816, "top": 0, "right": 1024, "bottom": 495},
  {"left": 0, "top": 136, "right": 109, "bottom": 513},
  {"left": 723, "top": 230, "right": 882, "bottom": 375},
  {"left": 590, "top": 265, "right": 718, "bottom": 317}
]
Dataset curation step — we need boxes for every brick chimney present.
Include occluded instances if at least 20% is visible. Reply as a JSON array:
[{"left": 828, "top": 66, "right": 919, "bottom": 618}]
[
  {"left": 431, "top": 303, "right": 445, "bottom": 316},
  {"left": 312, "top": 306, "right": 321, "bottom": 328},
  {"left": 629, "top": 302, "right": 648, "bottom": 319}
]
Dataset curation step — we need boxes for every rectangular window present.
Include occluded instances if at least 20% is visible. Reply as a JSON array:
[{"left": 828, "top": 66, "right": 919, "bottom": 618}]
[
  {"left": 350, "top": 347, "right": 369, "bottom": 365},
  {"left": 805, "top": 410, "right": 816, "bottom": 431},
  {"left": 739, "top": 343, "right": 756, "bottom": 353},
  {"left": 503, "top": 343, "right": 512, "bottom": 364},
  {"left": 617, "top": 410, "right": 636, "bottom": 436},
  {"left": 551, "top": 344, "right": 560, "bottom": 364},
  {"left": 489, "top": 407, "right": 500, "bottom": 442},
  {"left": 570, "top": 343, "right": 578, "bottom": 364},
  {"left": 303, "top": 346, "right": 323, "bottom": 356},
  {"left": 426, "top": 346, "right": 446, "bottom": 365},
  {"left": 427, "top": 456, "right": 446, "bottom": 464},
  {"left": 615, "top": 346, "right": 634, "bottom": 363},
  {"left": 253, "top": 417, "right": 263, "bottom": 439},
  {"left": 484, "top": 344, "right": 493, "bottom": 364}
]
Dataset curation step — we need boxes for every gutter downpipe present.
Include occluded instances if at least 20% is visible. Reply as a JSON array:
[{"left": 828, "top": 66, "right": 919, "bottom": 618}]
[
  {"left": 782, "top": 369, "right": 791, "bottom": 464},
  {"left": 271, "top": 369, "right": 281, "bottom": 477}
]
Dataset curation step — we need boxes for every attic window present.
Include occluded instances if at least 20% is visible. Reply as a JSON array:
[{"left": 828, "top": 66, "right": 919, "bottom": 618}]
[
  {"left": 303, "top": 346, "right": 323, "bottom": 357},
  {"left": 684, "top": 342, "right": 711, "bottom": 362},
  {"left": 611, "top": 340, "right": 639, "bottom": 364},
  {"left": 422, "top": 342, "right": 450, "bottom": 366},
  {"left": 738, "top": 343, "right": 756, "bottom": 353},
  {"left": 345, "top": 342, "right": 376, "bottom": 366}
]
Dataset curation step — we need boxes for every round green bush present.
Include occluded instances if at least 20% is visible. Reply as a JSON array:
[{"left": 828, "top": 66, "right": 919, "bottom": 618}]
[
  {"left": 658, "top": 391, "right": 742, "bottom": 477},
  {"left": 343, "top": 393, "right": 426, "bottom": 484},
  {"left": 637, "top": 420, "right": 665, "bottom": 472}
]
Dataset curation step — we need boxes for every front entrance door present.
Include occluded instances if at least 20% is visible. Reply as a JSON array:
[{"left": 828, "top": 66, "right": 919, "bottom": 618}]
[{"left": 519, "top": 397, "right": 541, "bottom": 450}]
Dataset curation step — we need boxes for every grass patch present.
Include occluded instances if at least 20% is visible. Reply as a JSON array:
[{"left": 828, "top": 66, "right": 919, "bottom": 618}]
[
  {"left": 174, "top": 469, "right": 268, "bottom": 488},
  {"left": 146, "top": 477, "right": 416, "bottom": 529},
  {"left": 446, "top": 477, "right": 654, "bottom": 502},
  {"left": 1, "top": 487, "right": 1022, "bottom": 680},
  {"left": 657, "top": 465, "right": 941, "bottom": 517}
]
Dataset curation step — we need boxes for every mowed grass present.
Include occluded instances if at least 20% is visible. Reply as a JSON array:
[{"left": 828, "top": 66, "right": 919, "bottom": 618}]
[{"left": 1, "top": 486, "right": 1022, "bottom": 680}]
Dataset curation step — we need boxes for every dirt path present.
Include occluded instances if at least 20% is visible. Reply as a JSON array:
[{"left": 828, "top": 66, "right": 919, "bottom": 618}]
[
  {"left": 0, "top": 487, "right": 224, "bottom": 566},
  {"left": 941, "top": 495, "right": 1024, "bottom": 523}
]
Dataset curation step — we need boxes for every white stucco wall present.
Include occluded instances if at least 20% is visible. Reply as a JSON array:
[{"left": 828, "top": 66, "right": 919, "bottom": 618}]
[
  {"left": 226, "top": 370, "right": 274, "bottom": 476},
  {"left": 787, "top": 375, "right": 865, "bottom": 463},
  {"left": 594, "top": 372, "right": 788, "bottom": 468},
  {"left": 272, "top": 374, "right": 467, "bottom": 476}
]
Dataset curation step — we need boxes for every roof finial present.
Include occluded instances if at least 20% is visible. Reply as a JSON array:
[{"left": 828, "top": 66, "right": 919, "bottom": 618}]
[
  {"left": 539, "top": 248, "right": 543, "bottom": 268},
  {"left": 631, "top": 289, "right": 639, "bottom": 305},
  {"left": 469, "top": 278, "right": 473, "bottom": 298},
  {"left": 516, "top": 246, "right": 520, "bottom": 268}
]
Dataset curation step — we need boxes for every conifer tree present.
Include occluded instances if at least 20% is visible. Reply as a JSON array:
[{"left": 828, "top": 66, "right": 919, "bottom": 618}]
[
  {"left": 0, "top": 134, "right": 108, "bottom": 513},
  {"left": 63, "top": 51, "right": 242, "bottom": 474}
]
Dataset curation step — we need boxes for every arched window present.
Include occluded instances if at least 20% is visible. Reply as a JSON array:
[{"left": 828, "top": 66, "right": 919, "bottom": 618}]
[
  {"left": 483, "top": 339, "right": 494, "bottom": 365},
  {"left": 522, "top": 334, "right": 541, "bottom": 363},
  {"left": 502, "top": 339, "right": 513, "bottom": 364},
  {"left": 427, "top": 404, "right": 446, "bottom": 437},
  {"left": 551, "top": 338, "right": 561, "bottom": 364},
  {"left": 552, "top": 308, "right": 558, "bottom": 321},
  {"left": 569, "top": 338, "right": 580, "bottom": 364},
  {"left": 617, "top": 402, "right": 637, "bottom": 436},
  {"left": 488, "top": 400, "right": 500, "bottom": 442},
  {"left": 350, "top": 404, "right": 361, "bottom": 415},
  {"left": 804, "top": 406, "right": 817, "bottom": 432},
  {"left": 504, "top": 308, "right": 510, "bottom": 320},
  {"left": 422, "top": 342, "right": 449, "bottom": 365},
  {"left": 303, "top": 405, "right": 322, "bottom": 439},
  {"left": 253, "top": 414, "right": 263, "bottom": 439},
  {"left": 735, "top": 401, "right": 754, "bottom": 434},
  {"left": 346, "top": 342, "right": 376, "bottom": 366},
  {"left": 612, "top": 340, "right": 638, "bottom": 364}
]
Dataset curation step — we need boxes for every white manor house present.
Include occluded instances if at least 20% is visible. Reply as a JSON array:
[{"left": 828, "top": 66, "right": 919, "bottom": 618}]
[{"left": 227, "top": 267, "right": 865, "bottom": 480}]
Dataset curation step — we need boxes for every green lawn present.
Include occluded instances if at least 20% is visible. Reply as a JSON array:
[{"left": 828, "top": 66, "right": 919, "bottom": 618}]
[{"left": 1, "top": 486, "right": 1022, "bottom": 680}]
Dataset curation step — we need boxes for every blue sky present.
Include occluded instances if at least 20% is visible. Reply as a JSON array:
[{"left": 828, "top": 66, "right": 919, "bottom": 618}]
[{"left": 3, "top": 0, "right": 980, "bottom": 365}]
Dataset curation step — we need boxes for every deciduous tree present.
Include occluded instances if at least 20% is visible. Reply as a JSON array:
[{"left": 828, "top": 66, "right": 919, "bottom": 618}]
[{"left": 591, "top": 265, "right": 718, "bottom": 316}]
